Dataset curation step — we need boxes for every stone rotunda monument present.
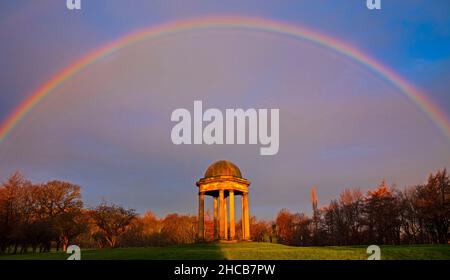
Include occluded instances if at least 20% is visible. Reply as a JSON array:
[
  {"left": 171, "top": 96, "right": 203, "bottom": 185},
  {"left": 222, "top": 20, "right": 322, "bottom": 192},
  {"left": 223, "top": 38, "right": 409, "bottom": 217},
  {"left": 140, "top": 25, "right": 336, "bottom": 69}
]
[{"left": 196, "top": 160, "right": 251, "bottom": 241}]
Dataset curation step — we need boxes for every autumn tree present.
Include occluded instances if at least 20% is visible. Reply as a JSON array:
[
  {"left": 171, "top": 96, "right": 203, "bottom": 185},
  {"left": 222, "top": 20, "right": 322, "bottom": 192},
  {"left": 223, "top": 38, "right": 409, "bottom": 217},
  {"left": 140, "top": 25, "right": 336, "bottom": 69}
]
[
  {"left": 397, "top": 188, "right": 422, "bottom": 244},
  {"left": 364, "top": 181, "right": 401, "bottom": 245},
  {"left": 275, "top": 209, "right": 312, "bottom": 246},
  {"left": 292, "top": 213, "right": 312, "bottom": 246},
  {"left": 39, "top": 181, "right": 84, "bottom": 250},
  {"left": 118, "top": 216, "right": 146, "bottom": 247},
  {"left": 160, "top": 213, "right": 196, "bottom": 245},
  {"left": 250, "top": 216, "right": 270, "bottom": 242},
  {"left": 0, "top": 172, "right": 33, "bottom": 253},
  {"left": 339, "top": 188, "right": 364, "bottom": 245},
  {"left": 414, "top": 169, "right": 450, "bottom": 244},
  {"left": 90, "top": 202, "right": 136, "bottom": 248},
  {"left": 142, "top": 211, "right": 162, "bottom": 245},
  {"left": 276, "top": 209, "right": 295, "bottom": 245},
  {"left": 53, "top": 210, "right": 87, "bottom": 251},
  {"left": 322, "top": 199, "right": 346, "bottom": 245}
]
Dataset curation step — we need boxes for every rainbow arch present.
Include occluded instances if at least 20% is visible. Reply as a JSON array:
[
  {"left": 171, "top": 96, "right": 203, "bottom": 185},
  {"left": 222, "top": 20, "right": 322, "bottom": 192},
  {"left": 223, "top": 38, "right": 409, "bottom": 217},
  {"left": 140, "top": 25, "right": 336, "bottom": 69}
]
[{"left": 1, "top": 16, "right": 449, "bottom": 144}]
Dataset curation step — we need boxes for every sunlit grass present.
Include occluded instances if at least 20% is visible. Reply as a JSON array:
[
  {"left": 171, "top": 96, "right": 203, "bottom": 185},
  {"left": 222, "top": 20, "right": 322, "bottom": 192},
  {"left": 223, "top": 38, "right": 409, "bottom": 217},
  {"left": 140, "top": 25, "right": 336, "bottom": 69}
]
[{"left": 0, "top": 243, "right": 449, "bottom": 260}]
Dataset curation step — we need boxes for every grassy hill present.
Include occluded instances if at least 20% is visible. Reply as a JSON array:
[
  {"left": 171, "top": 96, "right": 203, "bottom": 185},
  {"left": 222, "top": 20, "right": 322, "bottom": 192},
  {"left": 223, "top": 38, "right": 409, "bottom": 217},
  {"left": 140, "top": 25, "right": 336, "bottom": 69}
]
[{"left": 0, "top": 243, "right": 449, "bottom": 260}]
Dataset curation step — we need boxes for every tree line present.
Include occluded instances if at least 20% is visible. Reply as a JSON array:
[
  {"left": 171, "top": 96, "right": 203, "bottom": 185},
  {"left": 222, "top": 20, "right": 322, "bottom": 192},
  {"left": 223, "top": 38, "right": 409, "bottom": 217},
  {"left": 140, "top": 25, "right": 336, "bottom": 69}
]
[
  {"left": 0, "top": 168, "right": 448, "bottom": 254},
  {"left": 271, "top": 169, "right": 450, "bottom": 246},
  {"left": 0, "top": 172, "right": 199, "bottom": 254}
]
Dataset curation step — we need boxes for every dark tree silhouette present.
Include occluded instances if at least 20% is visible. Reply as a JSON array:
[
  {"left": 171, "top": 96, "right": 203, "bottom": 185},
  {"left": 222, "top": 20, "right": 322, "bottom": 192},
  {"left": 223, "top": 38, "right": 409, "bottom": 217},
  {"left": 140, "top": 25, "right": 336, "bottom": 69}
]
[{"left": 89, "top": 203, "right": 136, "bottom": 248}]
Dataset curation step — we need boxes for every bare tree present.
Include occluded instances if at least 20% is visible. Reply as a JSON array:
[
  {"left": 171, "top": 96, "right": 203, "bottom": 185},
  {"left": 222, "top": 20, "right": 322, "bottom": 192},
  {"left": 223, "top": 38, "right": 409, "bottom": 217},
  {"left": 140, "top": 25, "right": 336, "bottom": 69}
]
[{"left": 90, "top": 202, "right": 136, "bottom": 248}]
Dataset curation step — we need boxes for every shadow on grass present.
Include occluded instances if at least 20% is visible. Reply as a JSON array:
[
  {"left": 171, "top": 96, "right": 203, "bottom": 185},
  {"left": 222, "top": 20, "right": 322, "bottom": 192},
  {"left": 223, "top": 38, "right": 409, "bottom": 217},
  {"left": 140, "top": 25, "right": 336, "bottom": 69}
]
[
  {"left": 0, "top": 243, "right": 227, "bottom": 260},
  {"left": 1, "top": 243, "right": 449, "bottom": 260}
]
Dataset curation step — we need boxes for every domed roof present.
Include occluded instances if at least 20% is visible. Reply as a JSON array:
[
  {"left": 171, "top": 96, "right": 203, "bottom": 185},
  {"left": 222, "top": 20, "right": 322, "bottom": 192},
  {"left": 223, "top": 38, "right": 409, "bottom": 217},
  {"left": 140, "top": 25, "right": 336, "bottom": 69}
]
[{"left": 204, "top": 160, "right": 242, "bottom": 178}]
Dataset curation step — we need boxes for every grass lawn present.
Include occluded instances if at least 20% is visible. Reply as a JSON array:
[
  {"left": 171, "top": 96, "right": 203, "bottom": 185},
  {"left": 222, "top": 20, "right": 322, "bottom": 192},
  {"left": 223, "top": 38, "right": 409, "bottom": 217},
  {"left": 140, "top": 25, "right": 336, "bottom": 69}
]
[{"left": 0, "top": 243, "right": 449, "bottom": 260}]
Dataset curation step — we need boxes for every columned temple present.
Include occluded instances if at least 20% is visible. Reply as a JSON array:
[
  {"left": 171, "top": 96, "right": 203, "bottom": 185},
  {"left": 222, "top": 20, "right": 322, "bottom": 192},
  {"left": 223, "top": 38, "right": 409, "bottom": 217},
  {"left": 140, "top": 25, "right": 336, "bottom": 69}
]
[{"left": 196, "top": 160, "right": 251, "bottom": 241}]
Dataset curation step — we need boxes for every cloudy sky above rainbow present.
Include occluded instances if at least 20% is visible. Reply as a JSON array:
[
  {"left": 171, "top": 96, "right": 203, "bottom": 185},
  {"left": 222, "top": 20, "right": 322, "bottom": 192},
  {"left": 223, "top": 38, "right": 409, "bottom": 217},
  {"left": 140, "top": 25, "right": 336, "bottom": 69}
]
[{"left": 0, "top": 0, "right": 449, "bottom": 218}]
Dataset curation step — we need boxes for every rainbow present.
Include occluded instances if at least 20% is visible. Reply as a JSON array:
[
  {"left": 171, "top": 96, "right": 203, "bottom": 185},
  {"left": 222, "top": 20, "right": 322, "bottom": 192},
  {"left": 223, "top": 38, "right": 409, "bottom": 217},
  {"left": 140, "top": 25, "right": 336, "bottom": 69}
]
[{"left": 1, "top": 16, "right": 449, "bottom": 144}]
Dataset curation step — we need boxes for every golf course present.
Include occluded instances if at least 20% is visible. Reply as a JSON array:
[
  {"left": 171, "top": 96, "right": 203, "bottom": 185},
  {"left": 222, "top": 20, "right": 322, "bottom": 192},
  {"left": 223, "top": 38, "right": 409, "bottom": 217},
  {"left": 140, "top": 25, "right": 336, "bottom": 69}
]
[{"left": 0, "top": 243, "right": 449, "bottom": 260}]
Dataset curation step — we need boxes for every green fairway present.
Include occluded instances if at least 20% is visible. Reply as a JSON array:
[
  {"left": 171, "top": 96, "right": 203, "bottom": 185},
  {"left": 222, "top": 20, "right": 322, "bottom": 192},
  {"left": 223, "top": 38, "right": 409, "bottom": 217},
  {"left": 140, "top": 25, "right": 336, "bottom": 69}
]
[{"left": 0, "top": 243, "right": 449, "bottom": 260}]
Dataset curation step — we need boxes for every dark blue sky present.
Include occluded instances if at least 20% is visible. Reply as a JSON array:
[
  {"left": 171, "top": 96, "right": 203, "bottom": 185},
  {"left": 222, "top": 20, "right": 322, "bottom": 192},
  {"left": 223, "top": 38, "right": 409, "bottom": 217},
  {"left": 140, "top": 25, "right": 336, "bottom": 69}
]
[{"left": 0, "top": 1, "right": 449, "bottom": 218}]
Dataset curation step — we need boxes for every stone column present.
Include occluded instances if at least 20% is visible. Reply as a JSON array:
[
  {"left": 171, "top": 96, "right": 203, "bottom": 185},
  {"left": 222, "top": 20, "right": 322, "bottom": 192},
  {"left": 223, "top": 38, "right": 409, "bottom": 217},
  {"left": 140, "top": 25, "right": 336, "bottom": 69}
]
[
  {"left": 243, "top": 193, "right": 250, "bottom": 240},
  {"left": 219, "top": 189, "right": 225, "bottom": 240},
  {"left": 229, "top": 190, "right": 235, "bottom": 240},
  {"left": 213, "top": 196, "right": 218, "bottom": 240},
  {"left": 224, "top": 196, "right": 228, "bottom": 240},
  {"left": 241, "top": 194, "right": 246, "bottom": 240},
  {"left": 198, "top": 192, "right": 205, "bottom": 240}
]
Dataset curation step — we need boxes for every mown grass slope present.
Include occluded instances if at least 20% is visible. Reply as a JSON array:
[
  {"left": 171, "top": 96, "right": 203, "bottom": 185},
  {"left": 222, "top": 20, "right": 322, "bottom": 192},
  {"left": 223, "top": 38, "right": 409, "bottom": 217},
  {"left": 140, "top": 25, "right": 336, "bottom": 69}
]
[{"left": 0, "top": 243, "right": 449, "bottom": 260}]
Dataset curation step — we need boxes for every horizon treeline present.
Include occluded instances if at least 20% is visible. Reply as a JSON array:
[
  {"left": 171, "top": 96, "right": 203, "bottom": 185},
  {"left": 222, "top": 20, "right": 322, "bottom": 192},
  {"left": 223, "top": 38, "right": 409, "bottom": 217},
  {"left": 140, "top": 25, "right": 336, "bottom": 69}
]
[
  {"left": 274, "top": 169, "right": 449, "bottom": 246},
  {"left": 0, "top": 168, "right": 449, "bottom": 255}
]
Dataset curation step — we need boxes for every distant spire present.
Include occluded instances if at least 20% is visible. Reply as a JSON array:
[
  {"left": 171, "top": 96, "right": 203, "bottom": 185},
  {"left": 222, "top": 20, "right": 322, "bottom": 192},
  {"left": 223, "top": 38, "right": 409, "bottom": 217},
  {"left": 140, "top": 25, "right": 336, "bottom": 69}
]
[
  {"left": 311, "top": 186, "right": 318, "bottom": 211},
  {"left": 311, "top": 186, "right": 319, "bottom": 235}
]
